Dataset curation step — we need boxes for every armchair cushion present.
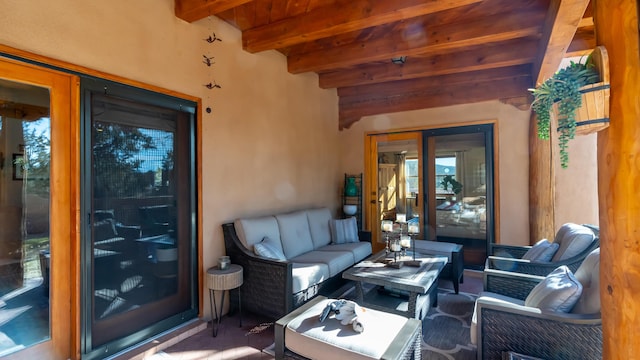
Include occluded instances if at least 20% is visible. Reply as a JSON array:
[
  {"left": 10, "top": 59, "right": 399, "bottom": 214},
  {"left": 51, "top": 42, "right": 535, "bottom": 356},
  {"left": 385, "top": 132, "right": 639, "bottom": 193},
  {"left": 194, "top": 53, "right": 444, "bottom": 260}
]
[
  {"left": 524, "top": 265, "right": 582, "bottom": 313},
  {"left": 572, "top": 248, "right": 601, "bottom": 314},
  {"left": 551, "top": 223, "right": 596, "bottom": 261},
  {"left": 329, "top": 217, "right": 359, "bottom": 244},
  {"left": 522, "top": 239, "right": 559, "bottom": 262},
  {"left": 254, "top": 236, "right": 286, "bottom": 261}
]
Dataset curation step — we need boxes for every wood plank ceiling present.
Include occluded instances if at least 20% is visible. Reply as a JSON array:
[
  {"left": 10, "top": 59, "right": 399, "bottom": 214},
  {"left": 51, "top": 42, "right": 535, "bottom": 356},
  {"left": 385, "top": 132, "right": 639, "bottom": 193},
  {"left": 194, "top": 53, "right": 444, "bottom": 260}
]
[{"left": 175, "top": 0, "right": 595, "bottom": 129}]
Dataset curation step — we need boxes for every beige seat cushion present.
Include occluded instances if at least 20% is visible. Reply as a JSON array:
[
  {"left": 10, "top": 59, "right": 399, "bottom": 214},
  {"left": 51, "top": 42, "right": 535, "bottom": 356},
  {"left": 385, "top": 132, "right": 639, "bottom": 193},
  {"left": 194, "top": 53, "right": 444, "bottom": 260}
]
[
  {"left": 285, "top": 298, "right": 409, "bottom": 360},
  {"left": 317, "top": 242, "right": 372, "bottom": 263},
  {"left": 291, "top": 263, "right": 330, "bottom": 294},
  {"left": 290, "top": 250, "right": 354, "bottom": 277}
]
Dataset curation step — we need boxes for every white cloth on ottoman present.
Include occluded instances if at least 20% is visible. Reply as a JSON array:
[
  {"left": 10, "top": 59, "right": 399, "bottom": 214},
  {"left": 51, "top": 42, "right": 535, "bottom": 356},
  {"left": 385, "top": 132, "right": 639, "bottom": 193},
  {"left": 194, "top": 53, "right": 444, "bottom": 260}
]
[{"left": 285, "top": 298, "right": 409, "bottom": 360}]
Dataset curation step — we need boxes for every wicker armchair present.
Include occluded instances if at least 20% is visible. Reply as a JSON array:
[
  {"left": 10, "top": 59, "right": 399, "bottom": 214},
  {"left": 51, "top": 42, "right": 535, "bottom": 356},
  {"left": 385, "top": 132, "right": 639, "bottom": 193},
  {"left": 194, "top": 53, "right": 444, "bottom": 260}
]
[
  {"left": 474, "top": 248, "right": 602, "bottom": 360},
  {"left": 485, "top": 223, "right": 599, "bottom": 278}
]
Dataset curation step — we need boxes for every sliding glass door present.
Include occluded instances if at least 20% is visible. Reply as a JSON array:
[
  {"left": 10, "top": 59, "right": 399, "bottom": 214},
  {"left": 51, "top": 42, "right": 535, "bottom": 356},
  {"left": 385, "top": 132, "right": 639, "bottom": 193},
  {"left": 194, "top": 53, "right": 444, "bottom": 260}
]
[
  {"left": 81, "top": 79, "right": 198, "bottom": 359},
  {"left": 424, "top": 125, "right": 494, "bottom": 268}
]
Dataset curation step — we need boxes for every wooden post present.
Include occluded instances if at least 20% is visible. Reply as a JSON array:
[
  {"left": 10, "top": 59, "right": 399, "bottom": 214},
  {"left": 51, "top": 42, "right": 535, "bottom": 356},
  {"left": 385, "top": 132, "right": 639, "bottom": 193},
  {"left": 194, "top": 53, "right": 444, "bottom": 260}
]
[
  {"left": 529, "top": 113, "right": 555, "bottom": 244},
  {"left": 593, "top": 0, "right": 640, "bottom": 358}
]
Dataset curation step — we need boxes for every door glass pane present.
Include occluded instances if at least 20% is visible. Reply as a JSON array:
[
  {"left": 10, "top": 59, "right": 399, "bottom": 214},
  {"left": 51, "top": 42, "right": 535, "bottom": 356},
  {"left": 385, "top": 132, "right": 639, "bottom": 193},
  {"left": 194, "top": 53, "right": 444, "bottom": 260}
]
[
  {"left": 377, "top": 139, "right": 421, "bottom": 240},
  {"left": 0, "top": 79, "right": 51, "bottom": 354},
  {"left": 89, "top": 93, "right": 192, "bottom": 348},
  {"left": 434, "top": 133, "right": 487, "bottom": 267}
]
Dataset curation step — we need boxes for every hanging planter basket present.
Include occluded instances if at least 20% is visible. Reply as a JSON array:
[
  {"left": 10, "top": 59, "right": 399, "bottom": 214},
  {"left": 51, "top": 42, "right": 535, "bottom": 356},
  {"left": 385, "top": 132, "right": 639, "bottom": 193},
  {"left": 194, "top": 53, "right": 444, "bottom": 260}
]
[{"left": 554, "top": 46, "right": 610, "bottom": 135}]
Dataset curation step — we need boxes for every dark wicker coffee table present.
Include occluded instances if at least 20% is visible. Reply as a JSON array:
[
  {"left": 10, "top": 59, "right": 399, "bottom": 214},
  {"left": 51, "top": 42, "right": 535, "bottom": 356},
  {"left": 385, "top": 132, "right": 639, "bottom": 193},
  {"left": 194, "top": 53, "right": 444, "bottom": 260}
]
[{"left": 342, "top": 250, "right": 447, "bottom": 319}]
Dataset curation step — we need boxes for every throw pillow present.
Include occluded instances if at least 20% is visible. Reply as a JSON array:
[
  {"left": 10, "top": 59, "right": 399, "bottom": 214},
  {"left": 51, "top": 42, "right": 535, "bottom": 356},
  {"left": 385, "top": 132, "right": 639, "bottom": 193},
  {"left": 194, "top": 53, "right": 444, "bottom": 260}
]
[
  {"left": 525, "top": 265, "right": 583, "bottom": 313},
  {"left": 253, "top": 236, "right": 286, "bottom": 261},
  {"left": 330, "top": 217, "right": 359, "bottom": 244},
  {"left": 522, "top": 239, "right": 559, "bottom": 262}
]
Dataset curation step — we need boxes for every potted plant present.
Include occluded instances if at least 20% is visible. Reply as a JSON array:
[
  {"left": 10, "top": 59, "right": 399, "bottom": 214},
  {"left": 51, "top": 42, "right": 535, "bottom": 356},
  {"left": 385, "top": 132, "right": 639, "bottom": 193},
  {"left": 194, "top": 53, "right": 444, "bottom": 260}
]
[
  {"left": 441, "top": 175, "right": 463, "bottom": 196},
  {"left": 529, "top": 46, "right": 609, "bottom": 168}
]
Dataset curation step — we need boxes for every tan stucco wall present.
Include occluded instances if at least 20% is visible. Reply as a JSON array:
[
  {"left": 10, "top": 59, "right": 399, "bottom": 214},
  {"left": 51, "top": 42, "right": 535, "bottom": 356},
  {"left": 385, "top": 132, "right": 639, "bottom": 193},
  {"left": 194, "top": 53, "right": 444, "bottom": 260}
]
[
  {"left": 0, "top": 0, "right": 341, "bottom": 319},
  {"left": 339, "top": 101, "right": 532, "bottom": 247},
  {"left": 554, "top": 133, "right": 600, "bottom": 228}
]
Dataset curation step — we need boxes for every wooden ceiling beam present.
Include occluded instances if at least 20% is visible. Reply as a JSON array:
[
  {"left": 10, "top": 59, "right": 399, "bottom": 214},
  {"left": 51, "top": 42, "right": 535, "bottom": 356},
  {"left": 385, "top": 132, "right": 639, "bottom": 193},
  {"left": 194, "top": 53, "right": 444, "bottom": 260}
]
[
  {"left": 320, "top": 38, "right": 538, "bottom": 89},
  {"left": 242, "top": 0, "right": 482, "bottom": 53},
  {"left": 175, "top": 0, "right": 254, "bottom": 23},
  {"left": 288, "top": 9, "right": 545, "bottom": 74},
  {"left": 566, "top": 26, "right": 595, "bottom": 56},
  {"left": 338, "top": 72, "right": 532, "bottom": 129},
  {"left": 338, "top": 65, "right": 531, "bottom": 101},
  {"left": 532, "top": 0, "right": 591, "bottom": 85}
]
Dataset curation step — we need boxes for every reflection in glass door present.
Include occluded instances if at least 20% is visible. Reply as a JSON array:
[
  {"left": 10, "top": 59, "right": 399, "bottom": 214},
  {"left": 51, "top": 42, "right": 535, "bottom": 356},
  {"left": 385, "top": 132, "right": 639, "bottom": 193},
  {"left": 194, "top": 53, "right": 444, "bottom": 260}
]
[
  {"left": 367, "top": 132, "right": 423, "bottom": 254},
  {"left": 427, "top": 127, "right": 493, "bottom": 269},
  {"left": 0, "top": 79, "right": 51, "bottom": 354}
]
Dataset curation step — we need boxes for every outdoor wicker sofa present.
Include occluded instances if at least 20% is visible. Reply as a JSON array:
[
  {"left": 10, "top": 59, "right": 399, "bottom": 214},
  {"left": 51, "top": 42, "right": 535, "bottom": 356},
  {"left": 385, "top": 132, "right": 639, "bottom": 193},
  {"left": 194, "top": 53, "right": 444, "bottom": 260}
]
[{"left": 222, "top": 207, "right": 371, "bottom": 319}]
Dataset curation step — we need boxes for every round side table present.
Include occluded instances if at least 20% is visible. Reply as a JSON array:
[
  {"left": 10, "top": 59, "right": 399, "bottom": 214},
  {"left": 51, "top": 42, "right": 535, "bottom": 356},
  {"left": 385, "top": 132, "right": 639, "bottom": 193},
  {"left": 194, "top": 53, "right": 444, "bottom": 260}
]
[{"left": 206, "top": 264, "right": 243, "bottom": 337}]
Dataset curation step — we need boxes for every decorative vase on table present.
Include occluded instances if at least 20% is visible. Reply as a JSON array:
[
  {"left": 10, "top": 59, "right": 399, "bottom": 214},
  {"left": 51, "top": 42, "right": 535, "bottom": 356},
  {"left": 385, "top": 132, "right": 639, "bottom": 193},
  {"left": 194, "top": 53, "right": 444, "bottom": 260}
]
[{"left": 345, "top": 177, "right": 358, "bottom": 196}]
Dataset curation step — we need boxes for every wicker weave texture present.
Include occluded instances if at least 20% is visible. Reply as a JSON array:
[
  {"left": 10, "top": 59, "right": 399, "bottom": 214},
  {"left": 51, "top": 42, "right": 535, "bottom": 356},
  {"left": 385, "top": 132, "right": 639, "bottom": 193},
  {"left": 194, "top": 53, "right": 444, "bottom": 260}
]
[
  {"left": 223, "top": 223, "right": 291, "bottom": 319},
  {"left": 481, "top": 308, "right": 602, "bottom": 360},
  {"left": 484, "top": 275, "right": 541, "bottom": 300}
]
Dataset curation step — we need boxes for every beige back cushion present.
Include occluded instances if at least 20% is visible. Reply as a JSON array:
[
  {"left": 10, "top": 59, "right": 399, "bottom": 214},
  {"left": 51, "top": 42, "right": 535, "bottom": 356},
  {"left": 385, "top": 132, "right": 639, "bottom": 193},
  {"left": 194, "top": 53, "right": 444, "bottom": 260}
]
[
  {"left": 571, "top": 248, "right": 601, "bottom": 314},
  {"left": 276, "top": 210, "right": 315, "bottom": 258},
  {"left": 234, "top": 216, "right": 282, "bottom": 252},
  {"left": 306, "top": 208, "right": 333, "bottom": 248},
  {"left": 551, "top": 223, "right": 595, "bottom": 261}
]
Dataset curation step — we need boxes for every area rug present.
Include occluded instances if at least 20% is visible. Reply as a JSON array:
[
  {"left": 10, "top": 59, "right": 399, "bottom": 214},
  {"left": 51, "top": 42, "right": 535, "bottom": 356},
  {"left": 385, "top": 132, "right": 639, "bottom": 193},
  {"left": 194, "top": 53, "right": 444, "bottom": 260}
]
[
  {"left": 422, "top": 288, "right": 477, "bottom": 360},
  {"left": 263, "top": 285, "right": 478, "bottom": 360}
]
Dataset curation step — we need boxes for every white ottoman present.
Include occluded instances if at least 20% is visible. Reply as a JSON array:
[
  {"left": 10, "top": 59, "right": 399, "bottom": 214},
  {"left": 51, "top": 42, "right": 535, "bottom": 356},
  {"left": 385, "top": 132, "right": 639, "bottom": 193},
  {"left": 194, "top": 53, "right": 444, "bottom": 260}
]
[{"left": 275, "top": 296, "right": 421, "bottom": 360}]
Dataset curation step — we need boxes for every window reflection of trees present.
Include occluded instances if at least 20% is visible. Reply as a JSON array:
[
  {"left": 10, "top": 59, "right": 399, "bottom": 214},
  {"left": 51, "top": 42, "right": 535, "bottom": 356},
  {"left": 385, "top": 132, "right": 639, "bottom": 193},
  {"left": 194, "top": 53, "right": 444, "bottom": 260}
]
[{"left": 92, "top": 123, "right": 174, "bottom": 199}]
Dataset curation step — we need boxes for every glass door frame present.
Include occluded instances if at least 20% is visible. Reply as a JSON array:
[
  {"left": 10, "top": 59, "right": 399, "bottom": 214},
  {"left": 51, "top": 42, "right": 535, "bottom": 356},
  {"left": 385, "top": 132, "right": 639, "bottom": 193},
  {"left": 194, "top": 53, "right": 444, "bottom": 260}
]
[
  {"left": 365, "top": 122, "right": 498, "bottom": 256},
  {"left": 423, "top": 124, "right": 496, "bottom": 256},
  {"left": 0, "top": 55, "right": 77, "bottom": 360},
  {"left": 365, "top": 131, "right": 424, "bottom": 254}
]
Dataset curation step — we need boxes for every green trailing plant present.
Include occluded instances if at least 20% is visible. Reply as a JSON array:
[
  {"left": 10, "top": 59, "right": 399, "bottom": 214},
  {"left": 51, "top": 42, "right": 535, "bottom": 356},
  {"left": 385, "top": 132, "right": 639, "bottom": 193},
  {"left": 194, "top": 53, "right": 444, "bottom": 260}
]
[
  {"left": 529, "top": 59, "right": 600, "bottom": 168},
  {"left": 441, "top": 175, "right": 463, "bottom": 195}
]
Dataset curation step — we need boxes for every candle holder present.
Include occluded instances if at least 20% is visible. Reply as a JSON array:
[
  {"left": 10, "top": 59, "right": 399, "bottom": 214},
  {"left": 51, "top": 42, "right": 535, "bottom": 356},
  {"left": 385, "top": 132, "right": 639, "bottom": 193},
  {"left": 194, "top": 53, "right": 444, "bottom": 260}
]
[
  {"left": 407, "top": 222, "right": 420, "bottom": 260},
  {"left": 381, "top": 220, "right": 393, "bottom": 254},
  {"left": 400, "top": 235, "right": 411, "bottom": 258}
]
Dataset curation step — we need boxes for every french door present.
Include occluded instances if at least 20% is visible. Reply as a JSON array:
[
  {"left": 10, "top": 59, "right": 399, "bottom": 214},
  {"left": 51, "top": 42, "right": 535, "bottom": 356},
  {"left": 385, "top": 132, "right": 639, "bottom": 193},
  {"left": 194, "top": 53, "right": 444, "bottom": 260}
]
[
  {"left": 366, "top": 124, "right": 495, "bottom": 268},
  {"left": 0, "top": 56, "right": 75, "bottom": 359}
]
